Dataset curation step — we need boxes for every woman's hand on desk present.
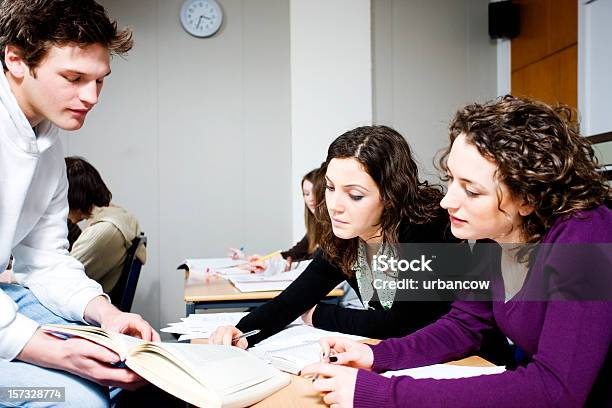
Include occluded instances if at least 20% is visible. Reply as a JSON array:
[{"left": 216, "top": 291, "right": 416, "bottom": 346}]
[
  {"left": 209, "top": 325, "right": 249, "bottom": 349},
  {"left": 300, "top": 363, "right": 358, "bottom": 408},
  {"left": 233, "top": 254, "right": 267, "bottom": 273},
  {"left": 318, "top": 337, "right": 374, "bottom": 370}
]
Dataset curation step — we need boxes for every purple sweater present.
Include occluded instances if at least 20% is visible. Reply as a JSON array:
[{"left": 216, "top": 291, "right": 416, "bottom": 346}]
[{"left": 355, "top": 205, "right": 612, "bottom": 407}]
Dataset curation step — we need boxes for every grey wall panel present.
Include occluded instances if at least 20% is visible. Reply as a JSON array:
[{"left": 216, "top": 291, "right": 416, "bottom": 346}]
[
  {"left": 64, "top": 0, "right": 291, "bottom": 331},
  {"left": 372, "top": 0, "right": 497, "bottom": 182}
]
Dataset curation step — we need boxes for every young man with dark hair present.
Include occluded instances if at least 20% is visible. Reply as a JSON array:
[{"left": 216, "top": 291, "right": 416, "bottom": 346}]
[{"left": 0, "top": 0, "right": 159, "bottom": 405}]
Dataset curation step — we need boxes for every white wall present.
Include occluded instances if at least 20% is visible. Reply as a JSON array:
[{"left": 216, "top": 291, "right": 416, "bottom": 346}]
[
  {"left": 290, "top": 0, "right": 372, "bottom": 241},
  {"left": 372, "top": 0, "right": 498, "bottom": 181},
  {"left": 61, "top": 0, "right": 292, "bottom": 331},
  {"left": 579, "top": 0, "right": 612, "bottom": 136}
]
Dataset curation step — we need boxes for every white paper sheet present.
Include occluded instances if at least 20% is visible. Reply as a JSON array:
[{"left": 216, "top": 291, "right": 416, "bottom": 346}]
[
  {"left": 249, "top": 325, "right": 366, "bottom": 374},
  {"left": 178, "top": 257, "right": 246, "bottom": 271},
  {"left": 161, "top": 312, "right": 249, "bottom": 337}
]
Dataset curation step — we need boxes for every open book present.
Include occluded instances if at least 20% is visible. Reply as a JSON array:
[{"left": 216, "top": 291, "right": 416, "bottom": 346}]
[{"left": 42, "top": 324, "right": 289, "bottom": 408}]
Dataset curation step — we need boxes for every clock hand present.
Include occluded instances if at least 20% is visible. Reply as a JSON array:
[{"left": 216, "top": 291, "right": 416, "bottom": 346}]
[{"left": 196, "top": 14, "right": 204, "bottom": 29}]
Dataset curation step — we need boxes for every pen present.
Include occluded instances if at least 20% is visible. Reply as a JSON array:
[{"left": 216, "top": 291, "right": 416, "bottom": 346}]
[
  {"left": 232, "top": 329, "right": 260, "bottom": 341},
  {"left": 312, "top": 345, "right": 327, "bottom": 382},
  {"left": 253, "top": 250, "right": 282, "bottom": 263}
]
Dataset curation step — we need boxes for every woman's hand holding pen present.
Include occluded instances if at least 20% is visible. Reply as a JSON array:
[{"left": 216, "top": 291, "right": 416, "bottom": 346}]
[
  {"left": 234, "top": 254, "right": 267, "bottom": 272},
  {"left": 227, "top": 247, "right": 246, "bottom": 260},
  {"left": 300, "top": 337, "right": 373, "bottom": 408},
  {"left": 316, "top": 337, "right": 374, "bottom": 370},
  {"left": 209, "top": 325, "right": 249, "bottom": 349}
]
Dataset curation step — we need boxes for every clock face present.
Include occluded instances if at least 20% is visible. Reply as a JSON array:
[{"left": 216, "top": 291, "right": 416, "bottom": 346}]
[{"left": 180, "top": 0, "right": 223, "bottom": 38}]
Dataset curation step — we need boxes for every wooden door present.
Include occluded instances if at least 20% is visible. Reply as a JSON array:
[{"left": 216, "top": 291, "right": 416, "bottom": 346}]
[{"left": 511, "top": 0, "right": 577, "bottom": 109}]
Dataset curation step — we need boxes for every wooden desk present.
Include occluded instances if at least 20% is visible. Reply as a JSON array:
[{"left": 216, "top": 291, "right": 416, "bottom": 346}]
[
  {"left": 184, "top": 274, "right": 344, "bottom": 316},
  {"left": 251, "top": 355, "right": 494, "bottom": 407},
  {"left": 189, "top": 338, "right": 493, "bottom": 407}
]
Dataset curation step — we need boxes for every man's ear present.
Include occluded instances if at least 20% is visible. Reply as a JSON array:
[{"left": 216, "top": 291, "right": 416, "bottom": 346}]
[{"left": 4, "top": 45, "right": 28, "bottom": 79}]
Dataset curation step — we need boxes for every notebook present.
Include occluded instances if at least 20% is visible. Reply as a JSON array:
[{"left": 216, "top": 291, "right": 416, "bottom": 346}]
[
  {"left": 228, "top": 266, "right": 308, "bottom": 292},
  {"left": 42, "top": 324, "right": 289, "bottom": 408},
  {"left": 249, "top": 325, "right": 366, "bottom": 374}
]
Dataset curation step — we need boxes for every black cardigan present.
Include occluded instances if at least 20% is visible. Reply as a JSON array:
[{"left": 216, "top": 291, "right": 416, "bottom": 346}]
[
  {"left": 280, "top": 234, "right": 312, "bottom": 261},
  {"left": 236, "top": 211, "right": 472, "bottom": 346}
]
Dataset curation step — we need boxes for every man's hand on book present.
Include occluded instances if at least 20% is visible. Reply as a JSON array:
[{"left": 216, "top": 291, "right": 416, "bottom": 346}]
[
  {"left": 84, "top": 295, "right": 160, "bottom": 341},
  {"left": 17, "top": 329, "right": 149, "bottom": 390},
  {"left": 209, "top": 325, "right": 249, "bottom": 349},
  {"left": 100, "top": 310, "right": 161, "bottom": 342}
]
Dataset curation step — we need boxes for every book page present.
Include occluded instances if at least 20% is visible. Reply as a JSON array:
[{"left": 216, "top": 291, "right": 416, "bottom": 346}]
[
  {"left": 126, "top": 342, "right": 288, "bottom": 408},
  {"left": 382, "top": 364, "right": 506, "bottom": 379},
  {"left": 42, "top": 324, "right": 129, "bottom": 358},
  {"left": 123, "top": 345, "right": 222, "bottom": 408},
  {"left": 141, "top": 343, "right": 279, "bottom": 396}
]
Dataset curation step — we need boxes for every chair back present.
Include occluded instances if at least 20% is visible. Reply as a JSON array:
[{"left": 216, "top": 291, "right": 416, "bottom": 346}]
[
  {"left": 109, "top": 233, "right": 147, "bottom": 312},
  {"left": 588, "top": 131, "right": 612, "bottom": 181}
]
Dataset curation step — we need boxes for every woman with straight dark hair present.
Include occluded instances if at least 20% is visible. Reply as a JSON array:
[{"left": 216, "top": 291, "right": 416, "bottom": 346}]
[{"left": 210, "top": 125, "right": 478, "bottom": 349}]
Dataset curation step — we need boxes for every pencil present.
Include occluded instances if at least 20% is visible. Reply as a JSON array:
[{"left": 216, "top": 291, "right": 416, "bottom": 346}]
[{"left": 253, "top": 250, "right": 282, "bottom": 263}]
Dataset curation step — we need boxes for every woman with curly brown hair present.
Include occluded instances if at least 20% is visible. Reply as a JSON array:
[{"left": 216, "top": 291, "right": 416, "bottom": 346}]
[
  {"left": 301, "top": 96, "right": 612, "bottom": 408},
  {"left": 210, "top": 125, "right": 474, "bottom": 349}
]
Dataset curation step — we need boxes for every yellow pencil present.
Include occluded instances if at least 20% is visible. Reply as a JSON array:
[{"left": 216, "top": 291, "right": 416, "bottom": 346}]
[{"left": 254, "top": 250, "right": 282, "bottom": 262}]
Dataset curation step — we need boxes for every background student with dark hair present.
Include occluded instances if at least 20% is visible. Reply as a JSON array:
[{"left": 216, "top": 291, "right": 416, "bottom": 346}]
[
  {"left": 210, "top": 125, "right": 487, "bottom": 350},
  {"left": 66, "top": 156, "right": 146, "bottom": 294}
]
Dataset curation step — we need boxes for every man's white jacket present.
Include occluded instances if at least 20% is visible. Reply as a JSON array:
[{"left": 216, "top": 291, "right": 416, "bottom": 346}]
[{"left": 0, "top": 71, "right": 104, "bottom": 361}]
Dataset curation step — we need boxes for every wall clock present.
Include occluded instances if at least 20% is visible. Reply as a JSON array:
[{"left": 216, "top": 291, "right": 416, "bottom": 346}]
[{"left": 180, "top": 0, "right": 223, "bottom": 38}]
